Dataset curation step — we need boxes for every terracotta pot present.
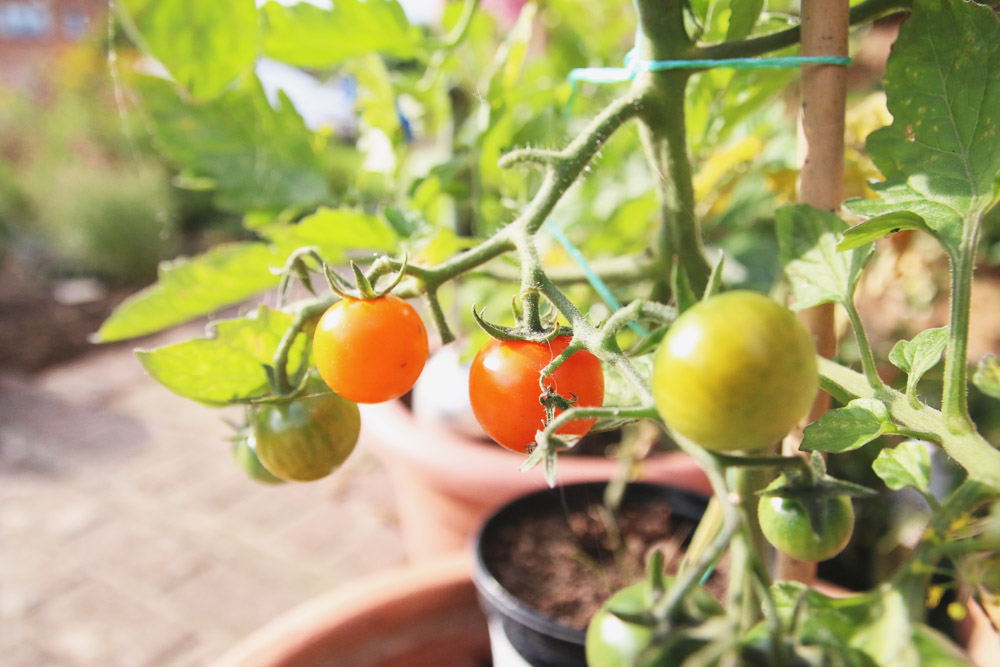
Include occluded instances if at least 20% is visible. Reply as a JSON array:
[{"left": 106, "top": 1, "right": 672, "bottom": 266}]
[
  {"left": 360, "top": 399, "right": 711, "bottom": 560},
  {"left": 212, "top": 551, "right": 489, "bottom": 667}
]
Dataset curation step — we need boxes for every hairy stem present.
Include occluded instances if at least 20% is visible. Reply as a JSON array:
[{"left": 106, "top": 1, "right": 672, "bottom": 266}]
[
  {"left": 941, "top": 228, "right": 979, "bottom": 431},
  {"left": 819, "top": 357, "right": 1000, "bottom": 491}
]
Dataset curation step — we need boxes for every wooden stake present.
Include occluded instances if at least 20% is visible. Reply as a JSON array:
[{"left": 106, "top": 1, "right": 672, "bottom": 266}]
[{"left": 778, "top": 0, "right": 850, "bottom": 584}]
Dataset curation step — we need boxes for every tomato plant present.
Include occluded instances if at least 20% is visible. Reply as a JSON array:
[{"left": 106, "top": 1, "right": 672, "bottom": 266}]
[
  {"left": 758, "top": 495, "right": 855, "bottom": 563},
  {"left": 313, "top": 295, "right": 429, "bottom": 404},
  {"left": 99, "top": 0, "right": 1000, "bottom": 664},
  {"left": 586, "top": 579, "right": 723, "bottom": 666},
  {"left": 252, "top": 381, "right": 361, "bottom": 482},
  {"left": 651, "top": 290, "right": 818, "bottom": 452},
  {"left": 468, "top": 336, "right": 605, "bottom": 452}
]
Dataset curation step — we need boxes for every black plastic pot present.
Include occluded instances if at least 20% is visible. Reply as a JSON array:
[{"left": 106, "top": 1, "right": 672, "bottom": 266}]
[{"left": 471, "top": 481, "right": 709, "bottom": 667}]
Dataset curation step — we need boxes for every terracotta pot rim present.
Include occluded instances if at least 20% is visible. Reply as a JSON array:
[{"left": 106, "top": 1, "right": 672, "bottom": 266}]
[
  {"left": 212, "top": 551, "right": 479, "bottom": 667},
  {"left": 360, "top": 399, "right": 712, "bottom": 498}
]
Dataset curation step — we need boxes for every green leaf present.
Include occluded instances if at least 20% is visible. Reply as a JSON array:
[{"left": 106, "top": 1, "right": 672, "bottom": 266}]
[
  {"left": 727, "top": 0, "right": 764, "bottom": 41},
  {"left": 800, "top": 399, "right": 895, "bottom": 453},
  {"left": 486, "top": 3, "right": 536, "bottom": 107},
  {"left": 771, "top": 584, "right": 930, "bottom": 667},
  {"left": 120, "top": 0, "right": 259, "bottom": 102},
  {"left": 776, "top": 204, "right": 873, "bottom": 309},
  {"left": 873, "top": 440, "right": 932, "bottom": 495},
  {"left": 888, "top": 327, "right": 949, "bottom": 406},
  {"left": 844, "top": 0, "right": 1000, "bottom": 250},
  {"left": 136, "top": 306, "right": 307, "bottom": 406},
  {"left": 137, "top": 74, "right": 331, "bottom": 213},
  {"left": 350, "top": 54, "right": 401, "bottom": 137},
  {"left": 910, "top": 624, "right": 971, "bottom": 667},
  {"left": 973, "top": 355, "right": 1000, "bottom": 400},
  {"left": 837, "top": 212, "right": 933, "bottom": 251},
  {"left": 260, "top": 0, "right": 421, "bottom": 68},
  {"left": 95, "top": 208, "right": 397, "bottom": 341}
]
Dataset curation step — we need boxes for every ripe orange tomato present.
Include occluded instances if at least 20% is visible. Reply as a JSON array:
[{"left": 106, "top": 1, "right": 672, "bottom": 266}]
[
  {"left": 313, "top": 295, "right": 429, "bottom": 403},
  {"left": 468, "top": 336, "right": 605, "bottom": 452}
]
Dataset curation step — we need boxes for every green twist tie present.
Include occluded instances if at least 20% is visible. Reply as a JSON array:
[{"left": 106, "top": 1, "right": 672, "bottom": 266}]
[
  {"left": 567, "top": 52, "right": 850, "bottom": 111},
  {"left": 566, "top": 5, "right": 850, "bottom": 113}
]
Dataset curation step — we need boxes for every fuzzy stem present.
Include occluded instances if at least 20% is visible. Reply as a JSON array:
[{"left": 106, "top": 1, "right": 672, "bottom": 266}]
[{"left": 941, "top": 231, "right": 979, "bottom": 431}]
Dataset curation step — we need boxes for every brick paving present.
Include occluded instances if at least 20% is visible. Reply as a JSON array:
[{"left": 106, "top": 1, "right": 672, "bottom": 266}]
[{"left": 0, "top": 327, "right": 406, "bottom": 666}]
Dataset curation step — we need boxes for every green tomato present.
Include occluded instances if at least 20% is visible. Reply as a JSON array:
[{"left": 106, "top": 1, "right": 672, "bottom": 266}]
[
  {"left": 252, "top": 381, "right": 361, "bottom": 482},
  {"left": 758, "top": 495, "right": 855, "bottom": 563},
  {"left": 585, "top": 579, "right": 723, "bottom": 666},
  {"left": 652, "top": 290, "right": 819, "bottom": 451},
  {"left": 232, "top": 435, "right": 285, "bottom": 485}
]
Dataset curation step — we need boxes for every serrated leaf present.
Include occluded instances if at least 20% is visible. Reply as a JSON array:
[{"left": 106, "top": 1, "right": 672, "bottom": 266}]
[
  {"left": 837, "top": 212, "right": 933, "bottom": 251},
  {"left": 95, "top": 208, "right": 397, "bottom": 341},
  {"left": 801, "top": 399, "right": 894, "bottom": 453},
  {"left": 888, "top": 327, "right": 949, "bottom": 405},
  {"left": 137, "top": 74, "right": 332, "bottom": 213},
  {"left": 844, "top": 0, "right": 1000, "bottom": 250},
  {"left": 136, "top": 306, "right": 307, "bottom": 406},
  {"left": 873, "top": 440, "right": 932, "bottom": 494},
  {"left": 260, "top": 0, "right": 421, "bottom": 68},
  {"left": 973, "top": 355, "right": 1000, "bottom": 400},
  {"left": 120, "top": 0, "right": 259, "bottom": 102},
  {"left": 777, "top": 204, "right": 873, "bottom": 309}
]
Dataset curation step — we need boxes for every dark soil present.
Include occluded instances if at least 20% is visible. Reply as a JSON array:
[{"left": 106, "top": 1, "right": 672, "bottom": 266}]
[
  {"left": 483, "top": 498, "right": 722, "bottom": 630},
  {"left": 0, "top": 260, "right": 132, "bottom": 372}
]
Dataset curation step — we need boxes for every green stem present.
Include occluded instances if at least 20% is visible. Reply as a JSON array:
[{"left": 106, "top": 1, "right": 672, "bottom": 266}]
[
  {"left": 892, "top": 479, "right": 994, "bottom": 618},
  {"left": 520, "top": 95, "right": 645, "bottom": 236},
  {"left": 271, "top": 298, "right": 332, "bottom": 395},
  {"left": 473, "top": 254, "right": 661, "bottom": 288},
  {"left": 941, "top": 231, "right": 979, "bottom": 431},
  {"left": 599, "top": 299, "right": 676, "bottom": 344},
  {"left": 843, "top": 299, "right": 883, "bottom": 390},
  {"left": 709, "top": 452, "right": 811, "bottom": 472},
  {"left": 818, "top": 357, "right": 1000, "bottom": 491},
  {"left": 635, "top": 74, "right": 712, "bottom": 297},
  {"left": 651, "top": 436, "right": 739, "bottom": 622}
]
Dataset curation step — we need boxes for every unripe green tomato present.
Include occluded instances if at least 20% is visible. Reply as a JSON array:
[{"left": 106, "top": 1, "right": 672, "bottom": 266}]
[
  {"left": 252, "top": 382, "right": 361, "bottom": 482},
  {"left": 586, "top": 579, "right": 723, "bottom": 666},
  {"left": 232, "top": 435, "right": 285, "bottom": 485},
  {"left": 652, "top": 291, "right": 818, "bottom": 451},
  {"left": 758, "top": 495, "right": 855, "bottom": 563}
]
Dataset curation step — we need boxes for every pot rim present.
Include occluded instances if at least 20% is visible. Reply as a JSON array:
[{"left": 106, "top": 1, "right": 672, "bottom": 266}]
[{"left": 360, "top": 400, "right": 713, "bottom": 498}]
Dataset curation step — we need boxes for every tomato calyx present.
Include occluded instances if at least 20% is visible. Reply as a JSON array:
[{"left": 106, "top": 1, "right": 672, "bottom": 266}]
[
  {"left": 470, "top": 305, "right": 570, "bottom": 344},
  {"left": 759, "top": 453, "right": 875, "bottom": 536},
  {"left": 324, "top": 256, "right": 410, "bottom": 301}
]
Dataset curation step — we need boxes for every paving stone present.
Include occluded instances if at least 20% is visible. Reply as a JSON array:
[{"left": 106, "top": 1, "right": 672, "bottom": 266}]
[
  {"left": 27, "top": 579, "right": 195, "bottom": 667},
  {"left": 63, "top": 517, "right": 210, "bottom": 595},
  {"left": 0, "top": 333, "right": 407, "bottom": 666},
  {"left": 162, "top": 562, "right": 306, "bottom": 639}
]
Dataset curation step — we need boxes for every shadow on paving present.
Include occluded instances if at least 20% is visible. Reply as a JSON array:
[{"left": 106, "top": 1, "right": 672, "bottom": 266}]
[{"left": 0, "top": 377, "right": 147, "bottom": 477}]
